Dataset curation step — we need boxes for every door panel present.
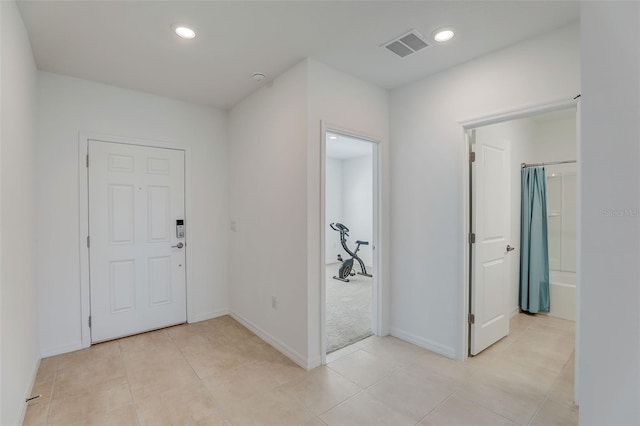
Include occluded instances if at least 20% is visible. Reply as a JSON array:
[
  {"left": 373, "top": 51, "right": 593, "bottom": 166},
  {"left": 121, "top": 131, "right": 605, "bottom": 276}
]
[
  {"left": 110, "top": 260, "right": 135, "bottom": 313},
  {"left": 470, "top": 129, "right": 511, "bottom": 355},
  {"left": 109, "top": 184, "right": 135, "bottom": 243},
  {"left": 148, "top": 256, "right": 172, "bottom": 306},
  {"left": 148, "top": 186, "right": 171, "bottom": 241},
  {"left": 89, "top": 140, "right": 186, "bottom": 342}
]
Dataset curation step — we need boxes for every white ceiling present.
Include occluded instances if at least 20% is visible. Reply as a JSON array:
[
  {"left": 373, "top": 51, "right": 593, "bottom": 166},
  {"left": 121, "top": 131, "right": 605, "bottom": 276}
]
[
  {"left": 327, "top": 133, "right": 373, "bottom": 160},
  {"left": 16, "top": 1, "right": 579, "bottom": 110}
]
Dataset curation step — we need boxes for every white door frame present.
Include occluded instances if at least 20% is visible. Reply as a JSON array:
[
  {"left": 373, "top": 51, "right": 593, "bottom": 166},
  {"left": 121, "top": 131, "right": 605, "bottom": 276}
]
[
  {"left": 320, "top": 122, "right": 381, "bottom": 364},
  {"left": 459, "top": 98, "right": 580, "bottom": 360},
  {"left": 78, "top": 133, "right": 193, "bottom": 348}
]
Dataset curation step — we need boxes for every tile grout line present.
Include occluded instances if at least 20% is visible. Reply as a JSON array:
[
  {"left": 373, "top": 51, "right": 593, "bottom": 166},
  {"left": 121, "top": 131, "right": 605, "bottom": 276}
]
[
  {"left": 328, "top": 353, "right": 404, "bottom": 391},
  {"left": 440, "top": 344, "right": 513, "bottom": 422},
  {"left": 169, "top": 324, "right": 244, "bottom": 425},
  {"left": 316, "top": 386, "right": 366, "bottom": 421},
  {"left": 526, "top": 349, "right": 576, "bottom": 426},
  {"left": 118, "top": 340, "right": 142, "bottom": 426},
  {"left": 449, "top": 390, "right": 520, "bottom": 426},
  {"left": 43, "top": 357, "right": 60, "bottom": 426},
  {"left": 319, "top": 350, "right": 378, "bottom": 420},
  {"left": 526, "top": 387, "right": 551, "bottom": 425},
  {"left": 442, "top": 316, "right": 573, "bottom": 426},
  {"left": 325, "top": 346, "right": 454, "bottom": 425},
  {"left": 186, "top": 320, "right": 318, "bottom": 424},
  {"left": 413, "top": 391, "right": 456, "bottom": 426}
]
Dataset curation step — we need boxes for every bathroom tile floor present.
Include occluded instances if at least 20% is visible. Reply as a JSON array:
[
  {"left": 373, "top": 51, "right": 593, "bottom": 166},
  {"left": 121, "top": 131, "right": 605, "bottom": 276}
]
[{"left": 24, "top": 313, "right": 577, "bottom": 425}]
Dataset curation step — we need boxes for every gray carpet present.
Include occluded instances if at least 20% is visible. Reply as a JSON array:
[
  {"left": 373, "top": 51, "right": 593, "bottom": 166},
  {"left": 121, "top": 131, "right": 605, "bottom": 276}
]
[{"left": 326, "top": 264, "right": 372, "bottom": 353}]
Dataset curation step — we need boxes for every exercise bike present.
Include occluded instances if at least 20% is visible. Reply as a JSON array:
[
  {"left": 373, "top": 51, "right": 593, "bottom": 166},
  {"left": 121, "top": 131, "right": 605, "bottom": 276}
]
[{"left": 330, "top": 222, "right": 372, "bottom": 282}]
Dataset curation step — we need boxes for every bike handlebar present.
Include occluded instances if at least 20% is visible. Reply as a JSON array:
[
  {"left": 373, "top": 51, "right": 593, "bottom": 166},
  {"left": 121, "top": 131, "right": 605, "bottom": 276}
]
[{"left": 330, "top": 222, "right": 349, "bottom": 233}]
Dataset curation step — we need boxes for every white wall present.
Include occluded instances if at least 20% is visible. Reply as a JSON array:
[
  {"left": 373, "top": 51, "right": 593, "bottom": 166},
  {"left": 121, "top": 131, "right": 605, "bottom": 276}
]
[
  {"left": 36, "top": 72, "right": 229, "bottom": 356},
  {"left": 325, "top": 153, "right": 374, "bottom": 267},
  {"left": 342, "top": 155, "right": 374, "bottom": 267},
  {"left": 389, "top": 23, "right": 579, "bottom": 359},
  {"left": 579, "top": 2, "right": 640, "bottom": 424},
  {"left": 531, "top": 115, "right": 577, "bottom": 164},
  {"left": 228, "top": 61, "right": 310, "bottom": 366},
  {"left": 307, "top": 59, "right": 389, "bottom": 365},
  {"left": 325, "top": 157, "right": 343, "bottom": 262},
  {"left": 0, "top": 1, "right": 40, "bottom": 424}
]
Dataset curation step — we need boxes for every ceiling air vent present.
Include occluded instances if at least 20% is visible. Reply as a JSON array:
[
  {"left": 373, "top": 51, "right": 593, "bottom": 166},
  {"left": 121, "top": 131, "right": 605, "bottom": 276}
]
[{"left": 383, "top": 30, "right": 429, "bottom": 58}]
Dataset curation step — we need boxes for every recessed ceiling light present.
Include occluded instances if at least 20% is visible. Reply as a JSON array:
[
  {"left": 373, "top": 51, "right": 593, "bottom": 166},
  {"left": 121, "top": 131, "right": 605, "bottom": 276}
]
[
  {"left": 252, "top": 72, "right": 266, "bottom": 82},
  {"left": 174, "top": 26, "right": 196, "bottom": 39},
  {"left": 432, "top": 28, "right": 455, "bottom": 43}
]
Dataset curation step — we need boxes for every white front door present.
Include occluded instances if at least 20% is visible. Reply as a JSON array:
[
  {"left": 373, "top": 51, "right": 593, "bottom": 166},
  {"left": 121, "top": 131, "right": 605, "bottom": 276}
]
[
  {"left": 470, "top": 129, "right": 511, "bottom": 355},
  {"left": 88, "top": 140, "right": 186, "bottom": 342}
]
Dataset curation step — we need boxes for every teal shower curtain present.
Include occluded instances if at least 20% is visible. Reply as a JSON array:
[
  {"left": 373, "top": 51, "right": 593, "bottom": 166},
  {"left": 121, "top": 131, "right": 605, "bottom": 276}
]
[{"left": 520, "top": 167, "right": 550, "bottom": 313}]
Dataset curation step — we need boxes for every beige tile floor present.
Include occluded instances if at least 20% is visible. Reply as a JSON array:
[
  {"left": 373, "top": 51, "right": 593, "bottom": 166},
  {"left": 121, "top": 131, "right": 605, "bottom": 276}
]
[{"left": 24, "top": 313, "right": 577, "bottom": 426}]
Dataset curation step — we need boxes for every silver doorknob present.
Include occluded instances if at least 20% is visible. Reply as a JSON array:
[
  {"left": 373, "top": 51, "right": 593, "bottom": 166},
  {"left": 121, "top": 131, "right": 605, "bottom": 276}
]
[
  {"left": 172, "top": 242, "right": 184, "bottom": 249},
  {"left": 506, "top": 245, "right": 515, "bottom": 252}
]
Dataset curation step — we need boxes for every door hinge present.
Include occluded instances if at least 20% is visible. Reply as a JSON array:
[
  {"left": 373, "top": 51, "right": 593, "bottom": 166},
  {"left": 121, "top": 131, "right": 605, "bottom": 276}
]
[
  {"left": 87, "top": 236, "right": 90, "bottom": 248},
  {"left": 468, "top": 313, "right": 475, "bottom": 324},
  {"left": 88, "top": 316, "right": 92, "bottom": 328},
  {"left": 468, "top": 233, "right": 475, "bottom": 244},
  {"left": 86, "top": 154, "right": 89, "bottom": 168},
  {"left": 469, "top": 152, "right": 476, "bottom": 163}
]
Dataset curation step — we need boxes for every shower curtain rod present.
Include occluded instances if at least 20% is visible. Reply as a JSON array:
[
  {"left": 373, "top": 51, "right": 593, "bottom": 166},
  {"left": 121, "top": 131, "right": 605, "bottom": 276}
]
[{"left": 521, "top": 160, "right": 576, "bottom": 169}]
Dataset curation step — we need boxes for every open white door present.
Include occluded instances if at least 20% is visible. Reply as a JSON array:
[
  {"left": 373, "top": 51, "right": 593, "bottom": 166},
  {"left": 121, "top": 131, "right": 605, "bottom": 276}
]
[
  {"left": 88, "top": 140, "right": 186, "bottom": 342},
  {"left": 470, "top": 129, "right": 512, "bottom": 355}
]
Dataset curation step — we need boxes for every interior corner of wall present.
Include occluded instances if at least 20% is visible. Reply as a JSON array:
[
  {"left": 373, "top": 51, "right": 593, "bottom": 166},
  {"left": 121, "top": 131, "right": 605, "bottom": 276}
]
[
  {"left": 229, "top": 310, "right": 310, "bottom": 370},
  {"left": 188, "top": 308, "right": 229, "bottom": 324},
  {"left": 40, "top": 340, "right": 84, "bottom": 358},
  {"left": 15, "top": 356, "right": 42, "bottom": 426},
  {"left": 389, "top": 326, "right": 457, "bottom": 360}
]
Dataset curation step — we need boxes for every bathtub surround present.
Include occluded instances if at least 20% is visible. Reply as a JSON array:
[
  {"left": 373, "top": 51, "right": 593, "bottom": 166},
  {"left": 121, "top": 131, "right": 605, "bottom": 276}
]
[
  {"left": 545, "top": 162, "right": 577, "bottom": 321},
  {"left": 546, "top": 165, "right": 577, "bottom": 274},
  {"left": 548, "top": 271, "right": 576, "bottom": 321}
]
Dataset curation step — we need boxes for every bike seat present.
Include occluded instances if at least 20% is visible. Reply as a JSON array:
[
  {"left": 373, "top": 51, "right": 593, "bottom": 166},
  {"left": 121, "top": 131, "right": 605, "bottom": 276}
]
[{"left": 356, "top": 240, "right": 369, "bottom": 245}]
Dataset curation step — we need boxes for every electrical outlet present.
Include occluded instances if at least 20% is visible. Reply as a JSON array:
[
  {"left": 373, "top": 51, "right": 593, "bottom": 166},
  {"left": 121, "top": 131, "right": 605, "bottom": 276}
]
[{"left": 271, "top": 296, "right": 277, "bottom": 310}]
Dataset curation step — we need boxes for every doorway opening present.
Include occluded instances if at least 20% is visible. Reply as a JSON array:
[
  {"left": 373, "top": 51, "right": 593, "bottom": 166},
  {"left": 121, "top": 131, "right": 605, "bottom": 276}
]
[
  {"left": 466, "top": 105, "right": 578, "bottom": 357},
  {"left": 324, "top": 131, "right": 376, "bottom": 355}
]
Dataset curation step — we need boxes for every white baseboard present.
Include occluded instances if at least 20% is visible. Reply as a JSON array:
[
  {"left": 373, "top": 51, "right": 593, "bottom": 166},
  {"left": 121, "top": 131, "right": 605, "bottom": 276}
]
[
  {"left": 18, "top": 356, "right": 41, "bottom": 425},
  {"left": 40, "top": 340, "right": 84, "bottom": 358},
  {"left": 229, "top": 310, "right": 318, "bottom": 370},
  {"left": 390, "top": 327, "right": 457, "bottom": 359},
  {"left": 188, "top": 308, "right": 229, "bottom": 324},
  {"left": 307, "top": 354, "right": 322, "bottom": 370}
]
